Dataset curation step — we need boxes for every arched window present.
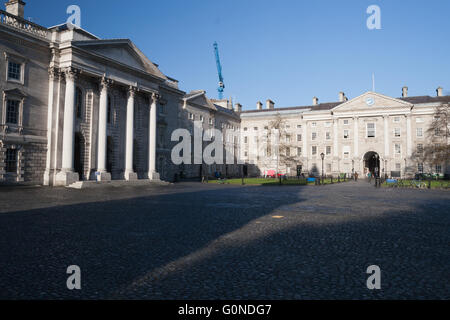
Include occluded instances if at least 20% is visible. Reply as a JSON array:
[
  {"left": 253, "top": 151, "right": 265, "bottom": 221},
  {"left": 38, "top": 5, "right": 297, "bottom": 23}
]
[{"left": 75, "top": 87, "right": 83, "bottom": 119}]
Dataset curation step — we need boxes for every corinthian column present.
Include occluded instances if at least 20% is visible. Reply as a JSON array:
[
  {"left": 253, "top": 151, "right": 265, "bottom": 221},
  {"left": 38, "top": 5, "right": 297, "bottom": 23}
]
[
  {"left": 55, "top": 68, "right": 80, "bottom": 186},
  {"left": 124, "top": 86, "right": 138, "bottom": 180},
  {"left": 148, "top": 92, "right": 160, "bottom": 180},
  {"left": 96, "top": 77, "right": 112, "bottom": 181}
]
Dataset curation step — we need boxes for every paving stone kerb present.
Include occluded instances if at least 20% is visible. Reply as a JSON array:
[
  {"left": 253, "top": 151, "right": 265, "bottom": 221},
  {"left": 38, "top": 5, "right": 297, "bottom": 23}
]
[{"left": 0, "top": 181, "right": 448, "bottom": 299}]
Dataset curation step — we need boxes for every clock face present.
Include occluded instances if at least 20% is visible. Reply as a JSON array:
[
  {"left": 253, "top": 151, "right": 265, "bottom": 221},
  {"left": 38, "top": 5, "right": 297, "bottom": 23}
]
[{"left": 366, "top": 97, "right": 375, "bottom": 106}]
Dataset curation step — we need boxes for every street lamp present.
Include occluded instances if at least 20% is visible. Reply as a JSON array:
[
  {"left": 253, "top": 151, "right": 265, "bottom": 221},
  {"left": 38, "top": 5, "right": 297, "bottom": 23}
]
[
  {"left": 320, "top": 152, "right": 325, "bottom": 185},
  {"left": 374, "top": 154, "right": 380, "bottom": 188}
]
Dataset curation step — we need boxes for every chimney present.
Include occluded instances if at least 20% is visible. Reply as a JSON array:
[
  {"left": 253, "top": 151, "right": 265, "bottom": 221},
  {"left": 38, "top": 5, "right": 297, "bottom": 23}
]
[
  {"left": 402, "top": 86, "right": 408, "bottom": 98},
  {"left": 5, "top": 0, "right": 25, "bottom": 18},
  {"left": 312, "top": 97, "right": 319, "bottom": 106},
  {"left": 256, "top": 101, "right": 262, "bottom": 110},
  {"left": 436, "top": 86, "right": 443, "bottom": 97},
  {"left": 234, "top": 103, "right": 242, "bottom": 113},
  {"left": 339, "top": 92, "right": 346, "bottom": 102},
  {"left": 266, "top": 99, "right": 274, "bottom": 110}
]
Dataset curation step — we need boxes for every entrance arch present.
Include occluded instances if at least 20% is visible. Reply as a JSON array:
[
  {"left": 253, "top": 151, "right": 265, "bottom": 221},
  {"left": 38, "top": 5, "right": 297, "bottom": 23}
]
[{"left": 363, "top": 151, "right": 380, "bottom": 177}]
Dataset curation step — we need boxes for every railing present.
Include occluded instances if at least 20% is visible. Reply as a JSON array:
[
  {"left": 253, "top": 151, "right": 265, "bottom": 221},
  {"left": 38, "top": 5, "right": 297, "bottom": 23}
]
[{"left": 0, "top": 10, "right": 49, "bottom": 40}]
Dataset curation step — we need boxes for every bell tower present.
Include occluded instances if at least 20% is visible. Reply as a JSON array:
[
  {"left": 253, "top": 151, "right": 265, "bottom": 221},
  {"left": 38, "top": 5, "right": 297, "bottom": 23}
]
[{"left": 5, "top": 0, "right": 26, "bottom": 18}]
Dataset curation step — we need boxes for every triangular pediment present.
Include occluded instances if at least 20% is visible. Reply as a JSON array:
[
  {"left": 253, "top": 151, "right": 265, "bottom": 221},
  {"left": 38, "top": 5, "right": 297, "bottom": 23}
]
[
  {"left": 332, "top": 91, "right": 413, "bottom": 113},
  {"left": 73, "top": 40, "right": 167, "bottom": 79},
  {"left": 4, "top": 88, "right": 27, "bottom": 97},
  {"left": 186, "top": 92, "right": 217, "bottom": 111}
]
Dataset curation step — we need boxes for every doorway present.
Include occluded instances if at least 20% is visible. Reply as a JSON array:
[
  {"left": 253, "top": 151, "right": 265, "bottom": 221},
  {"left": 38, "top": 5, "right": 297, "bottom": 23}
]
[
  {"left": 74, "top": 132, "right": 84, "bottom": 179},
  {"left": 363, "top": 151, "right": 380, "bottom": 177}
]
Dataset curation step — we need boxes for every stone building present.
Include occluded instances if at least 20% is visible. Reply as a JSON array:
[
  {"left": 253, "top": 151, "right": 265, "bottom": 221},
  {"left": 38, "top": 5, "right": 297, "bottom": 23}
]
[
  {"left": 0, "top": 0, "right": 185, "bottom": 185},
  {"left": 179, "top": 91, "right": 241, "bottom": 179},
  {"left": 240, "top": 90, "right": 450, "bottom": 178}
]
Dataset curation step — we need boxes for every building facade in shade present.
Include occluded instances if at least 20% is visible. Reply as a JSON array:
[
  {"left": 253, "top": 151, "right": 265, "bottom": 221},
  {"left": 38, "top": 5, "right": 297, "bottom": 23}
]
[
  {"left": 240, "top": 90, "right": 450, "bottom": 178},
  {"left": 0, "top": 0, "right": 241, "bottom": 185}
]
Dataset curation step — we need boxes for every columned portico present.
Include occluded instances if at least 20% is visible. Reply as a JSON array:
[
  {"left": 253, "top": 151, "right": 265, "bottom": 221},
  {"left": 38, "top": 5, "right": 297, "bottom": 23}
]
[
  {"left": 96, "top": 77, "right": 112, "bottom": 181},
  {"left": 148, "top": 92, "right": 160, "bottom": 180},
  {"left": 55, "top": 68, "right": 80, "bottom": 186},
  {"left": 124, "top": 86, "right": 138, "bottom": 181}
]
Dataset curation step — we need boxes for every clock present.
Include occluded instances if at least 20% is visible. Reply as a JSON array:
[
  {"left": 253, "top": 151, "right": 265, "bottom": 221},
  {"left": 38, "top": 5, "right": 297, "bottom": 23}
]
[{"left": 366, "top": 97, "right": 375, "bottom": 106}]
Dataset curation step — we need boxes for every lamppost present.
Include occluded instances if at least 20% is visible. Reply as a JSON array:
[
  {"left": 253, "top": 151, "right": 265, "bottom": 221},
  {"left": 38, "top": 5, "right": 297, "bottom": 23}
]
[
  {"left": 320, "top": 152, "right": 325, "bottom": 185},
  {"left": 374, "top": 154, "right": 380, "bottom": 188}
]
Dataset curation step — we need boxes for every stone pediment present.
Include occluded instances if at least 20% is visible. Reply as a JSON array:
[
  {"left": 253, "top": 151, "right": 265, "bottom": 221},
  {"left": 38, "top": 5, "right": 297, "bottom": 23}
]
[
  {"left": 188, "top": 94, "right": 217, "bottom": 111},
  {"left": 332, "top": 91, "right": 413, "bottom": 114},
  {"left": 72, "top": 39, "right": 167, "bottom": 80}
]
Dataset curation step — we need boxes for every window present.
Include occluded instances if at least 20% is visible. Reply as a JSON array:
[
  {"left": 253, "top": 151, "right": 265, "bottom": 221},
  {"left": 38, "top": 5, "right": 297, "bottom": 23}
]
[
  {"left": 418, "top": 163, "right": 424, "bottom": 173},
  {"left": 5, "top": 148, "right": 17, "bottom": 173},
  {"left": 75, "top": 87, "right": 83, "bottom": 119},
  {"left": 343, "top": 130, "right": 349, "bottom": 139},
  {"left": 416, "top": 128, "right": 423, "bottom": 137},
  {"left": 158, "top": 105, "right": 164, "bottom": 115},
  {"left": 311, "top": 122, "right": 316, "bottom": 127},
  {"left": 393, "top": 117, "right": 400, "bottom": 123},
  {"left": 417, "top": 144, "right": 423, "bottom": 154},
  {"left": 297, "top": 134, "right": 302, "bottom": 142},
  {"left": 107, "top": 95, "right": 112, "bottom": 124},
  {"left": 286, "top": 148, "right": 291, "bottom": 156},
  {"left": 286, "top": 135, "right": 291, "bottom": 143},
  {"left": 325, "top": 121, "right": 331, "bottom": 127},
  {"left": 343, "top": 145, "right": 350, "bottom": 159},
  {"left": 254, "top": 127, "right": 258, "bottom": 131},
  {"left": 8, "top": 61, "right": 21, "bottom": 81},
  {"left": 244, "top": 151, "right": 248, "bottom": 157},
  {"left": 199, "top": 115, "right": 204, "bottom": 122},
  {"left": 343, "top": 119, "right": 349, "bottom": 125},
  {"left": 326, "top": 132, "right": 331, "bottom": 140},
  {"left": 326, "top": 146, "right": 331, "bottom": 155},
  {"left": 395, "top": 163, "right": 401, "bottom": 170},
  {"left": 436, "top": 165, "right": 442, "bottom": 174},
  {"left": 312, "top": 132, "right": 317, "bottom": 140},
  {"left": 264, "top": 126, "right": 268, "bottom": 130},
  {"left": 312, "top": 146, "right": 317, "bottom": 155},
  {"left": 394, "top": 128, "right": 401, "bottom": 137},
  {"left": 244, "top": 136, "right": 248, "bottom": 144},
  {"left": 297, "top": 147, "right": 302, "bottom": 156},
  {"left": 209, "top": 118, "right": 213, "bottom": 125},
  {"left": 366, "top": 123, "right": 375, "bottom": 138},
  {"left": 188, "top": 113, "right": 194, "bottom": 120},
  {"left": 297, "top": 124, "right": 302, "bottom": 129},
  {"left": 327, "top": 163, "right": 331, "bottom": 172},
  {"left": 6, "top": 99, "right": 19, "bottom": 124},
  {"left": 395, "top": 143, "right": 401, "bottom": 154},
  {"left": 243, "top": 127, "right": 247, "bottom": 131},
  {"left": 416, "top": 117, "right": 424, "bottom": 123},
  {"left": 286, "top": 125, "right": 290, "bottom": 129},
  {"left": 434, "top": 128, "right": 441, "bottom": 136}
]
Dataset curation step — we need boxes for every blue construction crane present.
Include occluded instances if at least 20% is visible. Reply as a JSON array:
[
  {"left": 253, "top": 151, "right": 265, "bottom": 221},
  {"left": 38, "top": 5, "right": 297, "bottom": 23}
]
[{"left": 213, "top": 42, "right": 225, "bottom": 100}]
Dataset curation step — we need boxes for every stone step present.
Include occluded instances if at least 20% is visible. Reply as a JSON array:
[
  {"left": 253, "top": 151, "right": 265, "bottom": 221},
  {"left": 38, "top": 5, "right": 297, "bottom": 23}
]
[{"left": 66, "top": 179, "right": 170, "bottom": 189}]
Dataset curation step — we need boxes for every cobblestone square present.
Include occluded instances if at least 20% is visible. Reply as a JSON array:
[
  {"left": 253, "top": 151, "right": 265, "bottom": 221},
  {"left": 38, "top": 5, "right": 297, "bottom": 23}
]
[{"left": 0, "top": 181, "right": 449, "bottom": 299}]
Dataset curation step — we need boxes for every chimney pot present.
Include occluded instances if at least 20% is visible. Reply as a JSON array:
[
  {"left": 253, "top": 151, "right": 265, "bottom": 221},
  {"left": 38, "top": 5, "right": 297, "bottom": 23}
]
[
  {"left": 402, "top": 86, "right": 408, "bottom": 98},
  {"left": 5, "top": 0, "right": 25, "bottom": 18},
  {"left": 339, "top": 92, "right": 346, "bottom": 102},
  {"left": 312, "top": 97, "right": 319, "bottom": 105},
  {"left": 256, "top": 101, "right": 263, "bottom": 110},
  {"left": 234, "top": 103, "right": 242, "bottom": 113},
  {"left": 266, "top": 99, "right": 274, "bottom": 109},
  {"left": 436, "top": 86, "right": 443, "bottom": 97}
]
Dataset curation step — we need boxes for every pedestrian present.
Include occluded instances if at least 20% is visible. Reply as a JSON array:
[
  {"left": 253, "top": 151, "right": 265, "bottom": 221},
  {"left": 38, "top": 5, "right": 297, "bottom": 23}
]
[{"left": 354, "top": 172, "right": 358, "bottom": 181}]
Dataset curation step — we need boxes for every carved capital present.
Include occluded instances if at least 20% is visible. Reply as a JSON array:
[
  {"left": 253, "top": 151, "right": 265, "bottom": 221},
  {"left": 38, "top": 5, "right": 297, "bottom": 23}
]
[
  {"left": 48, "top": 67, "right": 60, "bottom": 80},
  {"left": 100, "top": 76, "right": 113, "bottom": 91},
  {"left": 128, "top": 86, "right": 138, "bottom": 98},
  {"left": 63, "top": 67, "right": 79, "bottom": 82}
]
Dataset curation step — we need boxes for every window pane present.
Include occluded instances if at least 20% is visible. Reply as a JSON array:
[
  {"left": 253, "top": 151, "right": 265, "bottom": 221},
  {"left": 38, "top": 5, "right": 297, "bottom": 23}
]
[
  {"left": 6, "top": 148, "right": 17, "bottom": 172},
  {"left": 6, "top": 100, "right": 19, "bottom": 124},
  {"left": 8, "top": 62, "right": 21, "bottom": 80}
]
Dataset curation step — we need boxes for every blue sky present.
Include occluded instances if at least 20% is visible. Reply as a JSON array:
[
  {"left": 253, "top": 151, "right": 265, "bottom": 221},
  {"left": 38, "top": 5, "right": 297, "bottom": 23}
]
[{"left": 24, "top": 0, "right": 450, "bottom": 110}]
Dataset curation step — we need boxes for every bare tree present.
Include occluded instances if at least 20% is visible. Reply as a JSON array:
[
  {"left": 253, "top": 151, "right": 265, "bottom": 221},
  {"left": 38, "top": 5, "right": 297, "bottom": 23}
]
[
  {"left": 413, "top": 103, "right": 449, "bottom": 175},
  {"left": 267, "top": 113, "right": 296, "bottom": 178}
]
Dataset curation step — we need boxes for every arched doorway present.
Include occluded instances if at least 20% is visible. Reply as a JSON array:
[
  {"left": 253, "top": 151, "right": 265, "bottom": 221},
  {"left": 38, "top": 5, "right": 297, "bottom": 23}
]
[{"left": 363, "top": 151, "right": 380, "bottom": 177}]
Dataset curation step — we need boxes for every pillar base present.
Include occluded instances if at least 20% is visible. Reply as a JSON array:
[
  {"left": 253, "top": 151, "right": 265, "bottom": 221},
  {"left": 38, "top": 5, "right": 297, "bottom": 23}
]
[
  {"left": 124, "top": 170, "right": 138, "bottom": 181},
  {"left": 55, "top": 170, "right": 79, "bottom": 186},
  {"left": 96, "top": 171, "right": 111, "bottom": 182},
  {"left": 43, "top": 169, "right": 53, "bottom": 186},
  {"left": 148, "top": 171, "right": 160, "bottom": 180}
]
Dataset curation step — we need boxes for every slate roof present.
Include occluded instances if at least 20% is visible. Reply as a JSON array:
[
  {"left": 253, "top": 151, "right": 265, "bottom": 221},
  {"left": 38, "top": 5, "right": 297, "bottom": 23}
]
[{"left": 240, "top": 95, "right": 450, "bottom": 114}]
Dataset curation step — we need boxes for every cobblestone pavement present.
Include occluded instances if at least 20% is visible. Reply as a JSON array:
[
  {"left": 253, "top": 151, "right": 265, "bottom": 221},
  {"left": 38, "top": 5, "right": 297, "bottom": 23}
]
[{"left": 0, "top": 181, "right": 449, "bottom": 299}]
